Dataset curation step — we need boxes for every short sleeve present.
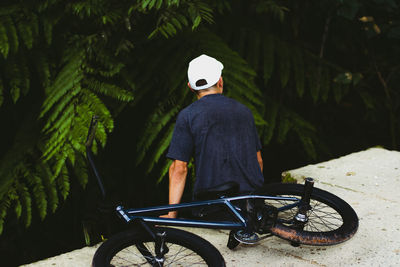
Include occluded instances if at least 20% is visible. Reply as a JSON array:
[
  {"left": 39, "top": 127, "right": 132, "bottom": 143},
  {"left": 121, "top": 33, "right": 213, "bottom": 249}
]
[{"left": 166, "top": 111, "right": 194, "bottom": 162}]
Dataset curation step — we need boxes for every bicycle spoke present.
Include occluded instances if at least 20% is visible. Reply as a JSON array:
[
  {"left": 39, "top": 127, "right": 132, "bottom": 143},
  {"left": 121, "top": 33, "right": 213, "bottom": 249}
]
[
  {"left": 265, "top": 194, "right": 344, "bottom": 233},
  {"left": 166, "top": 244, "right": 185, "bottom": 264},
  {"left": 136, "top": 242, "right": 157, "bottom": 265},
  {"left": 109, "top": 241, "right": 208, "bottom": 266},
  {"left": 111, "top": 242, "right": 155, "bottom": 266},
  {"left": 165, "top": 245, "right": 207, "bottom": 266}
]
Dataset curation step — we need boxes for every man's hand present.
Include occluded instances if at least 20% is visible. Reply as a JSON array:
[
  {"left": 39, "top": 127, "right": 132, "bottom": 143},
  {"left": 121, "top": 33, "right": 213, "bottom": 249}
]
[{"left": 160, "top": 211, "right": 177, "bottom": 218}]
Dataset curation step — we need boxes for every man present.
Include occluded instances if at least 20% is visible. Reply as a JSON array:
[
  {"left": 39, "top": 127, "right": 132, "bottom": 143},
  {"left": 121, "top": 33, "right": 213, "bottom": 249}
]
[{"left": 164, "top": 54, "right": 264, "bottom": 219}]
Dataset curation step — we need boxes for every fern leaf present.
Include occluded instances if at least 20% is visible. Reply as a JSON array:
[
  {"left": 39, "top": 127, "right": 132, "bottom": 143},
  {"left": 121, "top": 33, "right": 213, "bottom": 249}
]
[
  {"left": 42, "top": 116, "right": 73, "bottom": 160},
  {"left": 0, "top": 77, "right": 4, "bottom": 106},
  {"left": 30, "top": 13, "right": 39, "bottom": 39},
  {"left": 34, "top": 53, "right": 51, "bottom": 87},
  {"left": 40, "top": 78, "right": 81, "bottom": 118},
  {"left": 42, "top": 87, "right": 78, "bottom": 133},
  {"left": 224, "top": 75, "right": 263, "bottom": 106},
  {"left": 156, "top": 0, "right": 163, "bottom": 9},
  {"left": 136, "top": 106, "right": 180, "bottom": 165},
  {"left": 149, "top": 0, "right": 157, "bottom": 10},
  {"left": 288, "top": 109, "right": 316, "bottom": 132},
  {"left": 79, "top": 89, "right": 114, "bottom": 131},
  {"left": 0, "top": 20, "right": 10, "bottom": 58},
  {"left": 171, "top": 17, "right": 183, "bottom": 30},
  {"left": 16, "top": 17, "right": 34, "bottom": 49},
  {"left": 5, "top": 60, "right": 25, "bottom": 104},
  {"left": 277, "top": 40, "right": 290, "bottom": 88},
  {"left": 29, "top": 173, "right": 48, "bottom": 220},
  {"left": 98, "top": 62, "right": 125, "bottom": 78},
  {"left": 94, "top": 122, "right": 107, "bottom": 149},
  {"left": 74, "top": 154, "right": 89, "bottom": 188},
  {"left": 52, "top": 154, "right": 67, "bottom": 181},
  {"left": 16, "top": 181, "right": 32, "bottom": 227},
  {"left": 306, "top": 59, "right": 320, "bottom": 103},
  {"left": 247, "top": 31, "right": 261, "bottom": 71},
  {"left": 56, "top": 165, "right": 70, "bottom": 201},
  {"left": 14, "top": 198, "right": 22, "bottom": 218},
  {"left": 157, "top": 160, "right": 171, "bottom": 184},
  {"left": 5, "top": 16, "right": 19, "bottom": 54},
  {"left": 262, "top": 34, "right": 275, "bottom": 85},
  {"left": 359, "top": 90, "right": 375, "bottom": 109},
  {"left": 142, "top": 0, "right": 152, "bottom": 9},
  {"left": 65, "top": 146, "right": 75, "bottom": 166},
  {"left": 42, "top": 17, "right": 53, "bottom": 45},
  {"left": 320, "top": 67, "right": 331, "bottom": 102},
  {"left": 0, "top": 194, "right": 12, "bottom": 234},
  {"left": 263, "top": 101, "right": 279, "bottom": 144},
  {"left": 145, "top": 122, "right": 175, "bottom": 173},
  {"left": 20, "top": 63, "right": 31, "bottom": 97},
  {"left": 292, "top": 47, "right": 305, "bottom": 97},
  {"left": 39, "top": 162, "right": 58, "bottom": 213},
  {"left": 85, "top": 78, "right": 134, "bottom": 102},
  {"left": 294, "top": 127, "right": 317, "bottom": 160},
  {"left": 10, "top": 85, "right": 20, "bottom": 104},
  {"left": 40, "top": 50, "right": 84, "bottom": 117},
  {"left": 277, "top": 113, "right": 291, "bottom": 144}
]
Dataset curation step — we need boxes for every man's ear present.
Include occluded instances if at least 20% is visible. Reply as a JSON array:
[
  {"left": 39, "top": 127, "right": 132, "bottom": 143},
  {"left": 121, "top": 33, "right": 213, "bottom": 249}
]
[
  {"left": 217, "top": 77, "right": 223, "bottom": 89},
  {"left": 188, "top": 82, "right": 195, "bottom": 93}
]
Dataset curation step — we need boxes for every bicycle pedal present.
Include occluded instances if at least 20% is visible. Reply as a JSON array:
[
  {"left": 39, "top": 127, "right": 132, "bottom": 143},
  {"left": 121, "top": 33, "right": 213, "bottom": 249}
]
[
  {"left": 227, "top": 230, "right": 240, "bottom": 250},
  {"left": 234, "top": 230, "right": 260, "bottom": 244}
]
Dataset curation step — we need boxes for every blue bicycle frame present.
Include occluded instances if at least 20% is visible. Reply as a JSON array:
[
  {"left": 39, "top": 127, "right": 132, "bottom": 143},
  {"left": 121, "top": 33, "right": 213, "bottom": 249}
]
[{"left": 116, "top": 194, "right": 300, "bottom": 231}]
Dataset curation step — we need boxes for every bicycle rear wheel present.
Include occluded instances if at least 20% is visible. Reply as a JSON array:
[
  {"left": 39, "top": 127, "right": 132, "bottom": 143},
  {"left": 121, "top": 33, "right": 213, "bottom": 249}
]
[
  {"left": 259, "top": 183, "right": 358, "bottom": 246},
  {"left": 92, "top": 227, "right": 225, "bottom": 266}
]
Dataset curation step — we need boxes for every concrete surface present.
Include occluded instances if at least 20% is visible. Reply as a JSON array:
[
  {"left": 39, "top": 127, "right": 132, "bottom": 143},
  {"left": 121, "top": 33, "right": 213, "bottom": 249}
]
[{"left": 22, "top": 148, "right": 400, "bottom": 266}]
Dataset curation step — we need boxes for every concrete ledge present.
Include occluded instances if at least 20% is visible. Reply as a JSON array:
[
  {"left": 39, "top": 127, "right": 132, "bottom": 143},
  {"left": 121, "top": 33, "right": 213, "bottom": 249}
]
[{"left": 23, "top": 148, "right": 400, "bottom": 266}]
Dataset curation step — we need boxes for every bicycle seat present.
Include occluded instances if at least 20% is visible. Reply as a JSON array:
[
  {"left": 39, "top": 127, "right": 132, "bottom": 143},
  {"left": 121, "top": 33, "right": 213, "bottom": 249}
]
[{"left": 194, "top": 181, "right": 240, "bottom": 200}]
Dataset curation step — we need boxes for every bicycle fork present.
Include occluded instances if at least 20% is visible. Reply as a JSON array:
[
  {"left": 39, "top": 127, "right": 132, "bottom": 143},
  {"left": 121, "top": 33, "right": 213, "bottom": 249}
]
[
  {"left": 137, "top": 219, "right": 169, "bottom": 266},
  {"left": 291, "top": 177, "right": 314, "bottom": 246},
  {"left": 295, "top": 178, "right": 314, "bottom": 223}
]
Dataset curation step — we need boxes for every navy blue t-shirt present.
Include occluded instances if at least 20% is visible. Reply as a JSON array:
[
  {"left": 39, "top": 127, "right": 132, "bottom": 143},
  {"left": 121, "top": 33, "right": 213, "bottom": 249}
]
[{"left": 166, "top": 94, "right": 264, "bottom": 193}]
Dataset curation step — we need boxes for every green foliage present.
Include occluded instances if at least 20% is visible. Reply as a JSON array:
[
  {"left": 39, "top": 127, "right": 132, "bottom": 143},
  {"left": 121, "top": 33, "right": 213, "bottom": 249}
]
[
  {"left": 281, "top": 172, "right": 298, "bottom": 184},
  {"left": 0, "top": 0, "right": 229, "bottom": 235},
  {"left": 1, "top": 0, "right": 400, "bottom": 240},
  {"left": 0, "top": 0, "right": 136, "bottom": 233}
]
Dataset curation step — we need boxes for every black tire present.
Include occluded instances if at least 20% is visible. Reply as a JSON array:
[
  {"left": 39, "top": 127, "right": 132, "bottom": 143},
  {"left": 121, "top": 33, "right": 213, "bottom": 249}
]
[
  {"left": 258, "top": 183, "right": 358, "bottom": 246},
  {"left": 92, "top": 227, "right": 225, "bottom": 267}
]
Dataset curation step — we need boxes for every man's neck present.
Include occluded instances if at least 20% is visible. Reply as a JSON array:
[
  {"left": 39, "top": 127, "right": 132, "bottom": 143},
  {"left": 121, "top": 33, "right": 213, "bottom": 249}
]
[{"left": 196, "top": 87, "right": 223, "bottom": 99}]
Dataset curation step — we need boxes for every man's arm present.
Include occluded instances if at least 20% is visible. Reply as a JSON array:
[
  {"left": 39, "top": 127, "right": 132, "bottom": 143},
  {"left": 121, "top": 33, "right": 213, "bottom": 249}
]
[
  {"left": 257, "top": 150, "right": 263, "bottom": 172},
  {"left": 164, "top": 159, "right": 188, "bottom": 218}
]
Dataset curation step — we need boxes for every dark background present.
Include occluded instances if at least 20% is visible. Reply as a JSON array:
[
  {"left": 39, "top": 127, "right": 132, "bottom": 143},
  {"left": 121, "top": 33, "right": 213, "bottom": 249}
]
[{"left": 0, "top": 0, "right": 399, "bottom": 266}]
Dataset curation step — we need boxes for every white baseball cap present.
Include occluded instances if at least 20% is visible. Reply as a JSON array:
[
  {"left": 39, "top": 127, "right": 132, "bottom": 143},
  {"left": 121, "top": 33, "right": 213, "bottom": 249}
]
[{"left": 187, "top": 54, "right": 224, "bottom": 90}]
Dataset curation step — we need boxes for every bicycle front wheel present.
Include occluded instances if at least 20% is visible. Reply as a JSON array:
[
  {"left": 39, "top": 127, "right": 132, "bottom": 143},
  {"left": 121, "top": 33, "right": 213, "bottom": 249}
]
[
  {"left": 259, "top": 183, "right": 358, "bottom": 246},
  {"left": 92, "top": 227, "right": 225, "bottom": 267}
]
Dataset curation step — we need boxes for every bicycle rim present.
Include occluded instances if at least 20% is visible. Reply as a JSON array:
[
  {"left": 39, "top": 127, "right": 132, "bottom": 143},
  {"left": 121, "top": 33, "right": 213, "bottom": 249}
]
[
  {"left": 109, "top": 240, "right": 208, "bottom": 266},
  {"left": 92, "top": 227, "right": 225, "bottom": 267},
  {"left": 260, "top": 183, "right": 358, "bottom": 245}
]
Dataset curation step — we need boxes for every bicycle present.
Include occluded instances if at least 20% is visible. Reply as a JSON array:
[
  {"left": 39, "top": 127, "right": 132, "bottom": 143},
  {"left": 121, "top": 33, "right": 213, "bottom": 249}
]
[{"left": 86, "top": 117, "right": 359, "bottom": 266}]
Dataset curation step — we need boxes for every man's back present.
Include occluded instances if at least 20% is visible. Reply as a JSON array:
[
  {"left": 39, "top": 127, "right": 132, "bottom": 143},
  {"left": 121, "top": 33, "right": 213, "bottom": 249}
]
[{"left": 167, "top": 93, "right": 264, "bottom": 193}]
